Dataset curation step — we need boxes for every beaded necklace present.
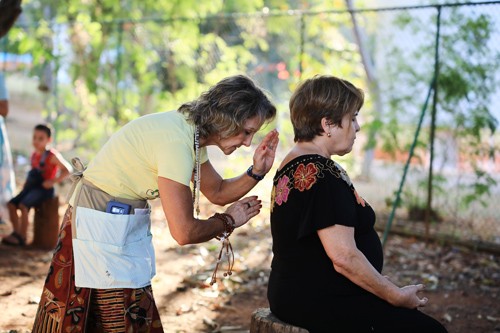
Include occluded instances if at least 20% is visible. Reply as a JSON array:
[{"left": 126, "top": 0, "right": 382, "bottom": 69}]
[
  {"left": 192, "top": 125, "right": 235, "bottom": 284},
  {"left": 192, "top": 126, "right": 201, "bottom": 217}
]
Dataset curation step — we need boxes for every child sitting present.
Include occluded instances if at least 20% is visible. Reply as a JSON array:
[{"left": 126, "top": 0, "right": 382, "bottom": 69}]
[{"left": 2, "top": 124, "right": 71, "bottom": 246}]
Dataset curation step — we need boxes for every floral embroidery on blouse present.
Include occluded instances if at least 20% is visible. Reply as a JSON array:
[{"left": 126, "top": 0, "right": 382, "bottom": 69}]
[
  {"left": 354, "top": 189, "right": 366, "bottom": 207},
  {"left": 271, "top": 155, "right": 367, "bottom": 210},
  {"left": 270, "top": 186, "right": 276, "bottom": 213},
  {"left": 275, "top": 175, "right": 290, "bottom": 206},
  {"left": 293, "top": 163, "right": 318, "bottom": 192}
]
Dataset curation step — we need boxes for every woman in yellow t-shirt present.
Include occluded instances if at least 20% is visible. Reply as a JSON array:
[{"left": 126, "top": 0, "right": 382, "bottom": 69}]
[{"left": 33, "top": 75, "right": 278, "bottom": 333}]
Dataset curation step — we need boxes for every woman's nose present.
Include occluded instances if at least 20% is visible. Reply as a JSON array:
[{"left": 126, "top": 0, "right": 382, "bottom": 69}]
[
  {"left": 355, "top": 120, "right": 361, "bottom": 132},
  {"left": 243, "top": 135, "right": 253, "bottom": 147}
]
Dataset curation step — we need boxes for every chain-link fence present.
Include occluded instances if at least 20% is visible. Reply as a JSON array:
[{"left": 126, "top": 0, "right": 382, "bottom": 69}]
[{"left": 1, "top": 1, "right": 499, "bottom": 251}]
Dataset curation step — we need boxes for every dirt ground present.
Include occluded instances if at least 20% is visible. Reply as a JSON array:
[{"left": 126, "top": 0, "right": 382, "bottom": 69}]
[{"left": 0, "top": 197, "right": 499, "bottom": 333}]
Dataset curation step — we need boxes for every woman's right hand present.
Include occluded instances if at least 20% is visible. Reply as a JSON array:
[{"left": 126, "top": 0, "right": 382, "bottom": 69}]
[
  {"left": 394, "top": 284, "right": 429, "bottom": 309},
  {"left": 224, "top": 195, "right": 262, "bottom": 228}
]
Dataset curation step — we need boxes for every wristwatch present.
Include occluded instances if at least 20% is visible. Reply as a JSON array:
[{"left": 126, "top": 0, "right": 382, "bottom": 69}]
[{"left": 246, "top": 165, "right": 265, "bottom": 181}]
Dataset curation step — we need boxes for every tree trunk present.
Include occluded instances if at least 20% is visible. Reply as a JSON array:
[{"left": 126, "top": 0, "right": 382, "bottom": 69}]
[
  {"left": 345, "top": 0, "right": 382, "bottom": 180},
  {"left": 33, "top": 196, "right": 60, "bottom": 250}
]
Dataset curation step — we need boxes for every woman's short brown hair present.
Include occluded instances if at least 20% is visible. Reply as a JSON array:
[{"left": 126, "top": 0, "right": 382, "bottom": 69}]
[
  {"left": 290, "top": 75, "right": 364, "bottom": 142},
  {"left": 179, "top": 75, "right": 276, "bottom": 139}
]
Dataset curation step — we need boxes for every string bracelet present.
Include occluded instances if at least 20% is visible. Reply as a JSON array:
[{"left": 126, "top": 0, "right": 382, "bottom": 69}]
[
  {"left": 213, "top": 213, "right": 235, "bottom": 240},
  {"left": 210, "top": 213, "right": 236, "bottom": 285}
]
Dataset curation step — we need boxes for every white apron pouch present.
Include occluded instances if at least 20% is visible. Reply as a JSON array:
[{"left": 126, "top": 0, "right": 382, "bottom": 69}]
[{"left": 73, "top": 207, "right": 156, "bottom": 289}]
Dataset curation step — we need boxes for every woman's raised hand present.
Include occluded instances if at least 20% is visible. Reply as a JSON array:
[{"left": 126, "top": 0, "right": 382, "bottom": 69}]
[
  {"left": 252, "top": 129, "right": 279, "bottom": 176},
  {"left": 225, "top": 195, "right": 262, "bottom": 228}
]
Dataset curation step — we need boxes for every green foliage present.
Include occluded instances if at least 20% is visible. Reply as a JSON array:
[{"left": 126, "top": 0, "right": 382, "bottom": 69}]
[
  {"left": 5, "top": 0, "right": 273, "bottom": 153},
  {"left": 381, "top": 7, "right": 499, "bottom": 212},
  {"left": 461, "top": 166, "right": 498, "bottom": 209},
  {"left": 3, "top": 0, "right": 370, "bottom": 161}
]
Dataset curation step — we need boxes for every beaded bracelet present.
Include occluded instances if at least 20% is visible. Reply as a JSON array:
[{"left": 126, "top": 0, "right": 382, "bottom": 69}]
[
  {"left": 213, "top": 213, "right": 236, "bottom": 240},
  {"left": 210, "top": 213, "right": 236, "bottom": 285}
]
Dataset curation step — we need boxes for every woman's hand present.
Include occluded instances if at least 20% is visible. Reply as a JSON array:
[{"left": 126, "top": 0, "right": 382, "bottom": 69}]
[
  {"left": 252, "top": 129, "right": 279, "bottom": 176},
  {"left": 224, "top": 195, "right": 262, "bottom": 228},
  {"left": 393, "top": 284, "right": 429, "bottom": 309}
]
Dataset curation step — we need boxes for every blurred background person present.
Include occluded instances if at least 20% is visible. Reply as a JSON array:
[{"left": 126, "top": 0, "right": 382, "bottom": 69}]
[
  {"left": 0, "top": 0, "right": 22, "bottom": 226},
  {"left": 0, "top": 69, "right": 16, "bottom": 226},
  {"left": 2, "top": 124, "right": 71, "bottom": 246}
]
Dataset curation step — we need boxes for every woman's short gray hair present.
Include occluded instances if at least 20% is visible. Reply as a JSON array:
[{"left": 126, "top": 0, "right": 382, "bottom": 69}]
[{"left": 178, "top": 75, "right": 276, "bottom": 139}]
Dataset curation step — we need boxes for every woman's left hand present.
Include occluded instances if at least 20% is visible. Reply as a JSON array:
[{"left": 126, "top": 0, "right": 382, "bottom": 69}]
[
  {"left": 252, "top": 129, "right": 279, "bottom": 176},
  {"left": 225, "top": 195, "right": 262, "bottom": 228}
]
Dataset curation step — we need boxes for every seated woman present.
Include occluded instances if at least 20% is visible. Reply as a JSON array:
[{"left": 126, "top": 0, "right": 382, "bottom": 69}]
[{"left": 267, "top": 75, "right": 448, "bottom": 333}]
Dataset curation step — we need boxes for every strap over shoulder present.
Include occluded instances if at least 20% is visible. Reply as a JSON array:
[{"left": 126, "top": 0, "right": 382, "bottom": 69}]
[
  {"left": 39, "top": 149, "right": 50, "bottom": 168},
  {"left": 66, "top": 157, "right": 87, "bottom": 204}
]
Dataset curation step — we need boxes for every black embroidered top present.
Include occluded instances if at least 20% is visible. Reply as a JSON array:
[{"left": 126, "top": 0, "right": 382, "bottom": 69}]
[{"left": 268, "top": 154, "right": 383, "bottom": 303}]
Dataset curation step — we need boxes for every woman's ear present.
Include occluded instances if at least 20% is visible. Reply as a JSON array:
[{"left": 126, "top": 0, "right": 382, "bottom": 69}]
[{"left": 320, "top": 117, "right": 331, "bottom": 135}]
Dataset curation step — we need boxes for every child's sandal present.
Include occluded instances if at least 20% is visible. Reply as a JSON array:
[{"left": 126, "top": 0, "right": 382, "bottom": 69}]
[{"left": 1, "top": 232, "right": 26, "bottom": 246}]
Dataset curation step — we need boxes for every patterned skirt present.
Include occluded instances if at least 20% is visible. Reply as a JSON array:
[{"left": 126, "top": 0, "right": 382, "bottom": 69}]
[{"left": 32, "top": 207, "right": 164, "bottom": 333}]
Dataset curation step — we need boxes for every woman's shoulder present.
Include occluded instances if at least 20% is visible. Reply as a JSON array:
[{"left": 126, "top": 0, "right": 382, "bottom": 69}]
[
  {"left": 273, "top": 155, "right": 353, "bottom": 194},
  {"left": 275, "top": 155, "right": 348, "bottom": 181},
  {"left": 131, "top": 110, "right": 182, "bottom": 126},
  {"left": 275, "top": 154, "right": 323, "bottom": 175},
  {"left": 271, "top": 155, "right": 358, "bottom": 211},
  {"left": 272, "top": 155, "right": 369, "bottom": 211},
  {"left": 123, "top": 111, "right": 193, "bottom": 142}
]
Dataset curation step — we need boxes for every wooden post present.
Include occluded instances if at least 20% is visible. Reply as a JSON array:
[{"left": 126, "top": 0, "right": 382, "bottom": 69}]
[
  {"left": 250, "top": 308, "right": 309, "bottom": 333},
  {"left": 32, "top": 196, "right": 60, "bottom": 250}
]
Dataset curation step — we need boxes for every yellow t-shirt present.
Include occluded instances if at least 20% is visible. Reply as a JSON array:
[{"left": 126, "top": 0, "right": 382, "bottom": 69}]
[{"left": 83, "top": 111, "right": 208, "bottom": 200}]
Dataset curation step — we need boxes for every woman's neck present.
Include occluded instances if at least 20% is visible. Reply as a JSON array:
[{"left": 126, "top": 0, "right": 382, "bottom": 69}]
[
  {"left": 278, "top": 140, "right": 330, "bottom": 171},
  {"left": 295, "top": 140, "right": 330, "bottom": 159}
]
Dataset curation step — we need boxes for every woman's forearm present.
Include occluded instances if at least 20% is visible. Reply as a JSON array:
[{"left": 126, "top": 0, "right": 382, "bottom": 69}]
[
  {"left": 209, "top": 173, "right": 260, "bottom": 205},
  {"left": 319, "top": 226, "right": 404, "bottom": 306},
  {"left": 172, "top": 216, "right": 227, "bottom": 245},
  {"left": 332, "top": 248, "right": 402, "bottom": 305},
  {"left": 200, "top": 161, "right": 263, "bottom": 206}
]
